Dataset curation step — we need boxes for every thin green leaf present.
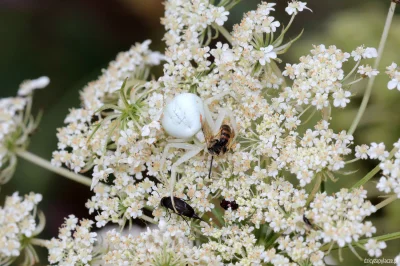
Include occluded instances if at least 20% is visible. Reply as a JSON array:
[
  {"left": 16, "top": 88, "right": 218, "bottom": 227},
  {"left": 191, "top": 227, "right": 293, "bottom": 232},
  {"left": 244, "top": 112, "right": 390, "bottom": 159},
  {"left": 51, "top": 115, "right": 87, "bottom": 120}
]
[
  {"left": 272, "top": 25, "right": 286, "bottom": 47},
  {"left": 86, "top": 114, "right": 119, "bottom": 143},
  {"left": 119, "top": 77, "right": 130, "bottom": 109},
  {"left": 336, "top": 169, "right": 359, "bottom": 176},
  {"left": 94, "top": 104, "right": 123, "bottom": 114},
  {"left": 275, "top": 29, "right": 304, "bottom": 55}
]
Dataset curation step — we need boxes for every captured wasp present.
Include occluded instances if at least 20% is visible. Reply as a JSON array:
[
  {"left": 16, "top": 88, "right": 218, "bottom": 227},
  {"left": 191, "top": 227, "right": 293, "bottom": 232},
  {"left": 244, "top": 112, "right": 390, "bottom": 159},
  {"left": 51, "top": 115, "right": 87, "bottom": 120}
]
[{"left": 200, "top": 114, "right": 236, "bottom": 179}]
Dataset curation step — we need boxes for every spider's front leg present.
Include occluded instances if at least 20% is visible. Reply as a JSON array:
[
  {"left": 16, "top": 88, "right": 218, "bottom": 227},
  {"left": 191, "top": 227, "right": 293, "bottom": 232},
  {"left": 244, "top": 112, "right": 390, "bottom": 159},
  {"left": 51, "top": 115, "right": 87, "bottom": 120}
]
[
  {"left": 160, "top": 142, "right": 203, "bottom": 212},
  {"left": 203, "top": 91, "right": 237, "bottom": 134},
  {"left": 203, "top": 105, "right": 238, "bottom": 140}
]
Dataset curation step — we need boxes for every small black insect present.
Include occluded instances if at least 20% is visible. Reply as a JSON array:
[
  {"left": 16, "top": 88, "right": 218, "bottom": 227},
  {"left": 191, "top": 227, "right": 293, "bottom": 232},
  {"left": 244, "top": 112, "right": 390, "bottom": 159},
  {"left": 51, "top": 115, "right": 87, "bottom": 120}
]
[
  {"left": 220, "top": 199, "right": 239, "bottom": 210},
  {"left": 161, "top": 196, "right": 203, "bottom": 221},
  {"left": 303, "top": 214, "right": 313, "bottom": 228}
]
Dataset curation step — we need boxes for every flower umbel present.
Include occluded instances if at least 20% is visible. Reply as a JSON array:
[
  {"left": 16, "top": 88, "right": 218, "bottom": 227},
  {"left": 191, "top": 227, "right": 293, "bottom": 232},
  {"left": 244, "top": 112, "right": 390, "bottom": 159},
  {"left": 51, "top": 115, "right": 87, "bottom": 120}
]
[{"left": 0, "top": 192, "right": 44, "bottom": 266}]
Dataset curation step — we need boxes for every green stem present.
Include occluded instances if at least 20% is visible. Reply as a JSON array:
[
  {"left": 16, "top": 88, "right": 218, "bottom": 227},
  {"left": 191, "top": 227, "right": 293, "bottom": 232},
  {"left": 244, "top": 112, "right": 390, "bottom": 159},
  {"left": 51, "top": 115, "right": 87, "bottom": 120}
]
[
  {"left": 15, "top": 149, "right": 92, "bottom": 187},
  {"left": 211, "top": 206, "right": 225, "bottom": 226},
  {"left": 265, "top": 231, "right": 282, "bottom": 249},
  {"left": 344, "top": 77, "right": 364, "bottom": 86},
  {"left": 321, "top": 231, "right": 400, "bottom": 252},
  {"left": 342, "top": 60, "right": 361, "bottom": 82},
  {"left": 213, "top": 23, "right": 233, "bottom": 44},
  {"left": 306, "top": 174, "right": 322, "bottom": 206},
  {"left": 351, "top": 146, "right": 397, "bottom": 189},
  {"left": 140, "top": 214, "right": 157, "bottom": 224},
  {"left": 345, "top": 157, "right": 360, "bottom": 164},
  {"left": 375, "top": 194, "right": 398, "bottom": 210},
  {"left": 30, "top": 238, "right": 48, "bottom": 248},
  {"left": 348, "top": 2, "right": 396, "bottom": 135}
]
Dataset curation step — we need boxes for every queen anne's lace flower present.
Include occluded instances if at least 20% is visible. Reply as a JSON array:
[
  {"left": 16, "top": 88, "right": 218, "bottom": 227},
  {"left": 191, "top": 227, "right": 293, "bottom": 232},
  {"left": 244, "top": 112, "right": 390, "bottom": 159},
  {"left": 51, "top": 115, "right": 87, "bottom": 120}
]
[
  {"left": 103, "top": 221, "right": 222, "bottom": 266},
  {"left": 47, "top": 215, "right": 99, "bottom": 265},
  {"left": 0, "top": 192, "right": 43, "bottom": 265},
  {"left": 0, "top": 78, "right": 48, "bottom": 184},
  {"left": 285, "top": 0, "right": 311, "bottom": 15},
  {"left": 365, "top": 239, "right": 387, "bottom": 257},
  {"left": 47, "top": 1, "right": 394, "bottom": 264},
  {"left": 358, "top": 65, "right": 379, "bottom": 77},
  {"left": 308, "top": 188, "right": 376, "bottom": 248},
  {"left": 355, "top": 144, "right": 369, "bottom": 159},
  {"left": 376, "top": 139, "right": 400, "bottom": 197},
  {"left": 386, "top": 63, "right": 400, "bottom": 91}
]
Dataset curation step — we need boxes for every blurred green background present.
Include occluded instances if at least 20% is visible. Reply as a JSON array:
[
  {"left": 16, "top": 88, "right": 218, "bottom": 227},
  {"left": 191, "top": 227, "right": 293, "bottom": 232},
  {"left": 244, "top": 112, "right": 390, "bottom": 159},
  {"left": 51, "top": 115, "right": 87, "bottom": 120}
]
[{"left": 0, "top": 0, "right": 399, "bottom": 265}]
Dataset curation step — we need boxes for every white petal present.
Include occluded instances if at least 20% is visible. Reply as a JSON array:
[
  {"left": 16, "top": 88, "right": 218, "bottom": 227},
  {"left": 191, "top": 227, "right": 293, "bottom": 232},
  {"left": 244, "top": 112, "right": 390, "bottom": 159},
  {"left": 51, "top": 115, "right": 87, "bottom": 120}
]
[{"left": 388, "top": 79, "right": 398, "bottom": 90}]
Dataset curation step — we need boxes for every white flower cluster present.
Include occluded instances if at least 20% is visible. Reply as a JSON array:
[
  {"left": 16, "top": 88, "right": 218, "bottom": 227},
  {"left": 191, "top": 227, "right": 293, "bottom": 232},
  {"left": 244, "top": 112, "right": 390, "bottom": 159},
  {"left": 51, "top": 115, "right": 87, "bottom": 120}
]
[
  {"left": 375, "top": 140, "right": 400, "bottom": 197},
  {"left": 0, "top": 192, "right": 43, "bottom": 264},
  {"left": 0, "top": 77, "right": 49, "bottom": 184},
  {"left": 103, "top": 220, "right": 222, "bottom": 265},
  {"left": 272, "top": 187, "right": 378, "bottom": 264},
  {"left": 51, "top": 40, "right": 164, "bottom": 173},
  {"left": 307, "top": 188, "right": 377, "bottom": 248},
  {"left": 285, "top": 0, "right": 311, "bottom": 15},
  {"left": 202, "top": 225, "right": 290, "bottom": 265},
  {"left": 231, "top": 2, "right": 280, "bottom": 65},
  {"left": 209, "top": 178, "right": 308, "bottom": 231},
  {"left": 162, "top": 0, "right": 229, "bottom": 49},
  {"left": 47, "top": 215, "right": 99, "bottom": 265},
  {"left": 283, "top": 44, "right": 378, "bottom": 109},
  {"left": 386, "top": 62, "right": 400, "bottom": 91},
  {"left": 364, "top": 239, "right": 387, "bottom": 258},
  {"left": 47, "top": 0, "right": 392, "bottom": 264},
  {"left": 354, "top": 140, "right": 400, "bottom": 197}
]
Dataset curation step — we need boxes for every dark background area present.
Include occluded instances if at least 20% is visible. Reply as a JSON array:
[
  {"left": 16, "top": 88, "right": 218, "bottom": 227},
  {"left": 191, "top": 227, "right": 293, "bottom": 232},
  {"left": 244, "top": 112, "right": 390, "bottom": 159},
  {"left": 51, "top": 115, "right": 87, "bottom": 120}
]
[{"left": 1, "top": 0, "right": 399, "bottom": 265}]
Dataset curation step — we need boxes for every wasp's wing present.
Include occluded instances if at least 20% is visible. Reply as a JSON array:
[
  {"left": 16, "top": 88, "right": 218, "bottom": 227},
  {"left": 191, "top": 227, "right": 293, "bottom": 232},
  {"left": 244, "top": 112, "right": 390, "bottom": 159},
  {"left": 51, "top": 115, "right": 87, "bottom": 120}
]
[{"left": 226, "top": 125, "right": 236, "bottom": 150}]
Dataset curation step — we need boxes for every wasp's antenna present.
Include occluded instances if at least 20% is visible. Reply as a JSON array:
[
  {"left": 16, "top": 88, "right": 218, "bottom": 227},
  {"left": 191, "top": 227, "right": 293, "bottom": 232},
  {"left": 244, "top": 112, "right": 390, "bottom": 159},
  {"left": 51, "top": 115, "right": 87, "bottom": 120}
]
[{"left": 208, "top": 155, "right": 214, "bottom": 179}]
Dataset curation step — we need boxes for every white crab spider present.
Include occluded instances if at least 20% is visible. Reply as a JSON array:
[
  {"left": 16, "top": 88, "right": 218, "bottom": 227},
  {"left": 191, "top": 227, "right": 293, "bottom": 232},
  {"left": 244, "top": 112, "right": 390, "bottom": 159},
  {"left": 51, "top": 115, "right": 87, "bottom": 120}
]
[{"left": 160, "top": 92, "right": 238, "bottom": 210}]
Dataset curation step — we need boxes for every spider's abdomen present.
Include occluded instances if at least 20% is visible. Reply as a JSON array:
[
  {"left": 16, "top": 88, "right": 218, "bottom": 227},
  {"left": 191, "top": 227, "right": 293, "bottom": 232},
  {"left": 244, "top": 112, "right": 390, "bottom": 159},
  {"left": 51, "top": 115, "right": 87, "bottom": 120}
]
[{"left": 162, "top": 93, "right": 205, "bottom": 139}]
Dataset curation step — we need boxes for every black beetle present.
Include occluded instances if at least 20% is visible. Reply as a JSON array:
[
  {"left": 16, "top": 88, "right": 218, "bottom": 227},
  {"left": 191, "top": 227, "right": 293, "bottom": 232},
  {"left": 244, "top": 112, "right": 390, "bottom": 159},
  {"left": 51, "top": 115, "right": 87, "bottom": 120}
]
[
  {"left": 220, "top": 199, "right": 239, "bottom": 210},
  {"left": 161, "top": 196, "right": 203, "bottom": 221}
]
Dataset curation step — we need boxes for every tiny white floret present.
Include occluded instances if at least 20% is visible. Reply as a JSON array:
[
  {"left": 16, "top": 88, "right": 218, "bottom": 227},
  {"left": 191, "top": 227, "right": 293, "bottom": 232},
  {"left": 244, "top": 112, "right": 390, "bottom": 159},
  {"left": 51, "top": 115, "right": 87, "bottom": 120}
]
[{"left": 162, "top": 93, "right": 205, "bottom": 139}]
